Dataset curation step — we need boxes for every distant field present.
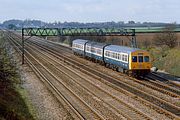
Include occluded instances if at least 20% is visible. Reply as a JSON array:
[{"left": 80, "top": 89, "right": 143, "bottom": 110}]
[{"left": 129, "top": 27, "right": 180, "bottom": 33}]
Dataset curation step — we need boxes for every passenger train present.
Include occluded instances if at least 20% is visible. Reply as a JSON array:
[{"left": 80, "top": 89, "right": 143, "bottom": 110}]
[{"left": 72, "top": 39, "right": 152, "bottom": 76}]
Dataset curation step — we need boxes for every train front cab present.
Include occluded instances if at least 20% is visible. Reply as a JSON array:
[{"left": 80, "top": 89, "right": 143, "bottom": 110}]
[{"left": 129, "top": 50, "right": 152, "bottom": 76}]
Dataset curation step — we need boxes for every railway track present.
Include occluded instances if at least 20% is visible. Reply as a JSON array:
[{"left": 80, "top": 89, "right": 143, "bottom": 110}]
[
  {"left": 26, "top": 41, "right": 154, "bottom": 120},
  {"left": 5, "top": 33, "right": 105, "bottom": 120},
  {"left": 144, "top": 75, "right": 180, "bottom": 95},
  {"left": 147, "top": 72, "right": 180, "bottom": 89},
  {"left": 9, "top": 31, "right": 153, "bottom": 120},
  {"left": 25, "top": 38, "right": 180, "bottom": 119},
  {"left": 33, "top": 37, "right": 180, "bottom": 96},
  {"left": 26, "top": 35, "right": 180, "bottom": 92},
  {"left": 5, "top": 31, "right": 180, "bottom": 119}
]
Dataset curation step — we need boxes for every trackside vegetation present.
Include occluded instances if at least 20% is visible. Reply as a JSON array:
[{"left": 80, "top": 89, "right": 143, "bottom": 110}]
[
  {"left": 149, "top": 46, "right": 180, "bottom": 76},
  {"left": 0, "top": 36, "right": 36, "bottom": 120}
]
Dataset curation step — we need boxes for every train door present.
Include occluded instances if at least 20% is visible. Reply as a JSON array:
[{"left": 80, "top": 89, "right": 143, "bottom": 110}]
[{"left": 138, "top": 55, "right": 143, "bottom": 69}]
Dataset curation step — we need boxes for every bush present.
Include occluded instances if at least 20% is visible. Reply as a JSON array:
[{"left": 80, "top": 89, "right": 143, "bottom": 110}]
[{"left": 153, "top": 24, "right": 177, "bottom": 48}]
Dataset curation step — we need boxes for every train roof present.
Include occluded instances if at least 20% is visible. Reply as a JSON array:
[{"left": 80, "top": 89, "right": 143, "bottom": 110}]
[
  {"left": 73, "top": 39, "right": 143, "bottom": 54},
  {"left": 86, "top": 41, "right": 107, "bottom": 49},
  {"left": 105, "top": 45, "right": 141, "bottom": 54},
  {"left": 73, "top": 39, "right": 89, "bottom": 44}
]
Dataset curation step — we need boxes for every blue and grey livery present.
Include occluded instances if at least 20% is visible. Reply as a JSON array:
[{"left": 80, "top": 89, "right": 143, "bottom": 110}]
[{"left": 72, "top": 39, "right": 151, "bottom": 76}]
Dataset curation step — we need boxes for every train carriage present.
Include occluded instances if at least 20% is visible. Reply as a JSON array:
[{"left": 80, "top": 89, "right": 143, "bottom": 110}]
[
  {"left": 104, "top": 45, "right": 151, "bottom": 76},
  {"left": 104, "top": 45, "right": 130, "bottom": 72},
  {"left": 72, "top": 39, "right": 88, "bottom": 56},
  {"left": 85, "top": 41, "right": 107, "bottom": 62}
]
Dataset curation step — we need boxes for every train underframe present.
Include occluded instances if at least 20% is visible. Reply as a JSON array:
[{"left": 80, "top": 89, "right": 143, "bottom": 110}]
[{"left": 128, "top": 69, "right": 151, "bottom": 77}]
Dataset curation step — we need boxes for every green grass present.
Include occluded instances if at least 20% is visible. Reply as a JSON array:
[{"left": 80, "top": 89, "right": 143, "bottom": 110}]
[{"left": 149, "top": 47, "right": 180, "bottom": 76}]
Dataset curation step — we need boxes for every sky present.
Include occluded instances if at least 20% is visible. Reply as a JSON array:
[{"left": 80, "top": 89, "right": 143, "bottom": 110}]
[{"left": 0, "top": 0, "right": 180, "bottom": 23}]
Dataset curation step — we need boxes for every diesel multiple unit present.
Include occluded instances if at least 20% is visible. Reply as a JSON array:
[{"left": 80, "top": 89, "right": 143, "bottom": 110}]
[{"left": 72, "top": 39, "right": 151, "bottom": 76}]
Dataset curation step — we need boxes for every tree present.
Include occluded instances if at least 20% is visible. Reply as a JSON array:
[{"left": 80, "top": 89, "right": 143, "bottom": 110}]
[
  {"left": 8, "top": 24, "right": 17, "bottom": 30},
  {"left": 128, "top": 21, "right": 135, "bottom": 24},
  {"left": 153, "top": 24, "right": 177, "bottom": 48}
]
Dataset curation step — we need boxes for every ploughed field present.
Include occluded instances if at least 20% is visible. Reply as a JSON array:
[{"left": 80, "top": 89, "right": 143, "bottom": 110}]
[{"left": 3, "top": 31, "right": 180, "bottom": 120}]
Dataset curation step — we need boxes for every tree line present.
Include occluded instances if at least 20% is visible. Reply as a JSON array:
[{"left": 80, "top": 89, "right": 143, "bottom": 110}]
[{"left": 0, "top": 19, "right": 178, "bottom": 29}]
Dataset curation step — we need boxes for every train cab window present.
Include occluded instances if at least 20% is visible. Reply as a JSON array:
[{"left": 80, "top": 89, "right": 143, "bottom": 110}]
[
  {"left": 138, "top": 56, "right": 143, "bottom": 62},
  {"left": 132, "top": 56, "right": 137, "bottom": 62},
  {"left": 144, "top": 56, "right": 149, "bottom": 62}
]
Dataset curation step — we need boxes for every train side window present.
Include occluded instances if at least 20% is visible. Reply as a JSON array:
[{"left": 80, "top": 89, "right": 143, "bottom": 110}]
[
  {"left": 110, "top": 52, "right": 113, "bottom": 58},
  {"left": 97, "top": 49, "right": 101, "bottom": 55},
  {"left": 112, "top": 53, "right": 114, "bottom": 58},
  {"left": 122, "top": 54, "right": 125, "bottom": 61},
  {"left": 144, "top": 56, "right": 149, "bottom": 62},
  {"left": 119, "top": 54, "right": 121, "bottom": 60},
  {"left": 132, "top": 56, "right": 137, "bottom": 62},
  {"left": 115, "top": 53, "right": 118, "bottom": 59},
  {"left": 124, "top": 55, "right": 128, "bottom": 62},
  {"left": 138, "top": 56, "right": 143, "bottom": 62},
  {"left": 106, "top": 51, "right": 108, "bottom": 56},
  {"left": 86, "top": 46, "right": 89, "bottom": 51},
  {"left": 109, "top": 52, "right": 111, "bottom": 57},
  {"left": 106, "top": 51, "right": 108, "bottom": 57},
  {"left": 91, "top": 47, "right": 95, "bottom": 52},
  {"left": 114, "top": 53, "right": 116, "bottom": 58},
  {"left": 117, "top": 53, "right": 120, "bottom": 59}
]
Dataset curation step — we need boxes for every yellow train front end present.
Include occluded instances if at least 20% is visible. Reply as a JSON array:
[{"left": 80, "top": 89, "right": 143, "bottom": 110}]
[{"left": 129, "top": 50, "right": 152, "bottom": 76}]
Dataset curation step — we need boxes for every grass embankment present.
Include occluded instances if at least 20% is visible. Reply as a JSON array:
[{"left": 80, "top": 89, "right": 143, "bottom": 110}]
[
  {"left": 149, "top": 47, "right": 180, "bottom": 76},
  {"left": 0, "top": 37, "right": 36, "bottom": 120}
]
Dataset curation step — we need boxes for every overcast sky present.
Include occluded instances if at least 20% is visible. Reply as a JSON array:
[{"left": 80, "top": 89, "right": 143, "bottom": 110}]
[{"left": 0, "top": 0, "right": 180, "bottom": 23}]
